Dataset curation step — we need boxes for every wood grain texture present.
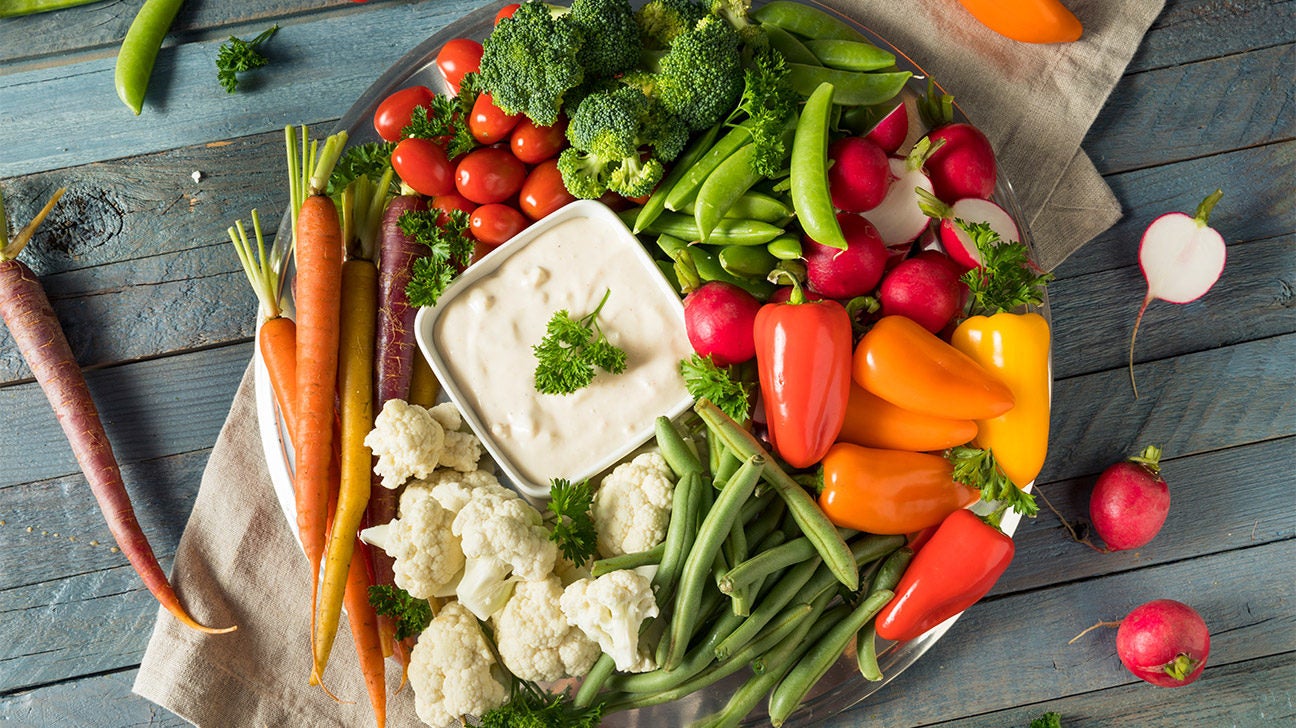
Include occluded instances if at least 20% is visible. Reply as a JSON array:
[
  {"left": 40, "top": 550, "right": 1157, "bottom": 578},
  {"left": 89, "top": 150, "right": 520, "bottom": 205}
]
[
  {"left": 1129, "top": 0, "right": 1296, "bottom": 72},
  {"left": 0, "top": 669, "right": 188, "bottom": 728}
]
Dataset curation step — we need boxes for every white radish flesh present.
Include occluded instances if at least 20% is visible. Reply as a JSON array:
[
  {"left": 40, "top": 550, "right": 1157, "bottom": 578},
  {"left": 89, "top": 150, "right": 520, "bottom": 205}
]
[
  {"left": 863, "top": 156, "right": 932, "bottom": 247},
  {"left": 916, "top": 188, "right": 1019, "bottom": 270}
]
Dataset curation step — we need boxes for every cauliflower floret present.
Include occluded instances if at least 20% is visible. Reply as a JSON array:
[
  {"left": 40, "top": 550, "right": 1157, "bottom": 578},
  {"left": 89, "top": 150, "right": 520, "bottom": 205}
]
[
  {"left": 407, "top": 602, "right": 508, "bottom": 728},
  {"left": 453, "top": 488, "right": 559, "bottom": 620},
  {"left": 364, "top": 399, "right": 482, "bottom": 489},
  {"left": 493, "top": 575, "right": 601, "bottom": 682},
  {"left": 593, "top": 451, "right": 675, "bottom": 558},
  {"left": 427, "top": 468, "right": 515, "bottom": 514},
  {"left": 560, "top": 569, "right": 660, "bottom": 673},
  {"left": 360, "top": 479, "right": 464, "bottom": 600}
]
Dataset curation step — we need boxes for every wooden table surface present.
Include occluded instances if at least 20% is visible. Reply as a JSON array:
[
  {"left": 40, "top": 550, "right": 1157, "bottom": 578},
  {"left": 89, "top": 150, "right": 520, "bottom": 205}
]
[{"left": 1, "top": 1, "right": 1292, "bottom": 726}]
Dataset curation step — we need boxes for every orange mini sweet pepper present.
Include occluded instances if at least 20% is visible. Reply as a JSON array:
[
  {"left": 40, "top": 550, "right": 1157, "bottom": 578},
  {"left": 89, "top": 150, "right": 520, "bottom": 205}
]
[{"left": 955, "top": 0, "right": 1083, "bottom": 44}]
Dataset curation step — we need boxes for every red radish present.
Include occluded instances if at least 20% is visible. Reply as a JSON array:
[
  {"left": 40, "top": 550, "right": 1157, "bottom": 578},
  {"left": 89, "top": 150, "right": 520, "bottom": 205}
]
[
  {"left": 827, "top": 136, "right": 892, "bottom": 213},
  {"left": 683, "top": 281, "right": 762, "bottom": 366},
  {"left": 804, "top": 213, "right": 889, "bottom": 299},
  {"left": 861, "top": 140, "right": 938, "bottom": 249},
  {"left": 877, "top": 250, "right": 965, "bottom": 333},
  {"left": 0, "top": 186, "right": 233, "bottom": 635},
  {"left": 864, "top": 101, "right": 909, "bottom": 155},
  {"left": 1129, "top": 189, "right": 1226, "bottom": 397},
  {"left": 1117, "top": 599, "right": 1210, "bottom": 687},
  {"left": 1090, "top": 445, "right": 1170, "bottom": 551},
  {"left": 923, "top": 122, "right": 997, "bottom": 202},
  {"left": 915, "top": 187, "right": 1019, "bottom": 271}
]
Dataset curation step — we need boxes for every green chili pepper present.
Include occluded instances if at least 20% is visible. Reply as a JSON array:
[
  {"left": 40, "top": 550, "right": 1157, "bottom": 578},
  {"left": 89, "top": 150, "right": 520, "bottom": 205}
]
[{"left": 115, "top": 0, "right": 186, "bottom": 115}]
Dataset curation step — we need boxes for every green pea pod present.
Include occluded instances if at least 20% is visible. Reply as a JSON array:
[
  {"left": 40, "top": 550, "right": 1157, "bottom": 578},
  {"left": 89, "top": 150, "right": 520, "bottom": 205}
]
[
  {"left": 753, "top": 0, "right": 869, "bottom": 42},
  {"left": 654, "top": 259, "right": 681, "bottom": 294},
  {"left": 641, "top": 211, "right": 786, "bottom": 246},
  {"left": 664, "top": 122, "right": 754, "bottom": 211},
  {"left": 635, "top": 123, "right": 722, "bottom": 233},
  {"left": 727, "top": 191, "right": 793, "bottom": 224},
  {"left": 787, "top": 64, "right": 912, "bottom": 107},
  {"left": 767, "top": 235, "right": 803, "bottom": 261},
  {"left": 719, "top": 245, "right": 779, "bottom": 279},
  {"left": 696, "top": 144, "right": 763, "bottom": 243},
  {"left": 692, "top": 246, "right": 777, "bottom": 299},
  {"left": 760, "top": 22, "right": 822, "bottom": 65},
  {"left": 790, "top": 82, "right": 846, "bottom": 250},
  {"left": 804, "top": 39, "right": 896, "bottom": 72},
  {"left": 0, "top": 0, "right": 103, "bottom": 17},
  {"left": 115, "top": 0, "right": 186, "bottom": 115}
]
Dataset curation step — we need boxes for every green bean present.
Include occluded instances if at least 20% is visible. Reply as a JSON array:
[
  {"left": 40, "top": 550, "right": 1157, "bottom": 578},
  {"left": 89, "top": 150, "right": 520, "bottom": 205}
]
[
  {"left": 655, "top": 415, "right": 703, "bottom": 477},
  {"left": 574, "top": 652, "right": 616, "bottom": 708},
  {"left": 652, "top": 470, "right": 703, "bottom": 604},
  {"left": 856, "top": 621, "right": 883, "bottom": 682},
  {"left": 804, "top": 38, "right": 896, "bottom": 72},
  {"left": 712, "top": 553, "right": 820, "bottom": 661},
  {"left": 696, "top": 399, "right": 858, "bottom": 588},
  {"left": 752, "top": 0, "right": 869, "bottom": 43},
  {"left": 789, "top": 82, "right": 845, "bottom": 250},
  {"left": 760, "top": 22, "right": 822, "bottom": 65},
  {"left": 591, "top": 542, "right": 665, "bottom": 576},
  {"left": 718, "top": 244, "right": 779, "bottom": 279},
  {"left": 114, "top": 0, "right": 186, "bottom": 115},
  {"left": 768, "top": 589, "right": 895, "bottom": 725},
  {"left": 695, "top": 144, "right": 764, "bottom": 243},
  {"left": 613, "top": 609, "right": 746, "bottom": 694},
  {"left": 639, "top": 210, "right": 786, "bottom": 246},
  {"left": 0, "top": 0, "right": 102, "bottom": 18},
  {"left": 712, "top": 446, "right": 742, "bottom": 489},
  {"left": 767, "top": 235, "right": 803, "bottom": 260},
  {"left": 870, "top": 545, "right": 914, "bottom": 594},
  {"left": 786, "top": 64, "right": 912, "bottom": 107},
  {"left": 722, "top": 515, "right": 748, "bottom": 589},
  {"left": 635, "top": 123, "right": 722, "bottom": 233},
  {"left": 721, "top": 536, "right": 818, "bottom": 595},
  {"left": 664, "top": 455, "right": 764, "bottom": 670},
  {"left": 742, "top": 495, "right": 787, "bottom": 547},
  {"left": 690, "top": 245, "right": 778, "bottom": 299},
  {"left": 665, "top": 121, "right": 754, "bottom": 211}
]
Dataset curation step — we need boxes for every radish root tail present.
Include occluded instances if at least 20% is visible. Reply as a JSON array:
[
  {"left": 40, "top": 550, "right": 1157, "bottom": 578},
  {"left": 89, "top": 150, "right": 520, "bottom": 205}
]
[{"left": 1128, "top": 294, "right": 1152, "bottom": 399}]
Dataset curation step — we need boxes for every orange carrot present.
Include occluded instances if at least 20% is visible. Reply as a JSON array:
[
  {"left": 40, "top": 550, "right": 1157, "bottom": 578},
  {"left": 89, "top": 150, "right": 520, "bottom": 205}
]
[
  {"left": 0, "top": 185, "right": 234, "bottom": 635},
  {"left": 345, "top": 535, "right": 388, "bottom": 728}
]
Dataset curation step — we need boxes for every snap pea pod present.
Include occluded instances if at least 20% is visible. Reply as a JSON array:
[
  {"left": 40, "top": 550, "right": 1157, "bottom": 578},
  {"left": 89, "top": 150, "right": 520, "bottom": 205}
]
[
  {"left": 664, "top": 121, "right": 755, "bottom": 211},
  {"left": 681, "top": 190, "right": 793, "bottom": 225},
  {"left": 114, "top": 0, "right": 186, "bottom": 115},
  {"left": 768, "top": 589, "right": 896, "bottom": 725},
  {"left": 638, "top": 211, "right": 786, "bottom": 246},
  {"left": 654, "top": 259, "right": 680, "bottom": 291},
  {"left": 760, "top": 22, "right": 822, "bottom": 65},
  {"left": 804, "top": 38, "right": 896, "bottom": 71},
  {"left": 635, "top": 123, "right": 722, "bottom": 233},
  {"left": 753, "top": 0, "right": 870, "bottom": 42},
  {"left": 789, "top": 82, "right": 846, "bottom": 250},
  {"left": 767, "top": 235, "right": 803, "bottom": 260},
  {"left": 0, "top": 0, "right": 102, "bottom": 17},
  {"left": 786, "top": 64, "right": 912, "bottom": 107},
  {"left": 718, "top": 244, "right": 779, "bottom": 279},
  {"left": 695, "top": 144, "right": 765, "bottom": 243},
  {"left": 690, "top": 245, "right": 778, "bottom": 299}
]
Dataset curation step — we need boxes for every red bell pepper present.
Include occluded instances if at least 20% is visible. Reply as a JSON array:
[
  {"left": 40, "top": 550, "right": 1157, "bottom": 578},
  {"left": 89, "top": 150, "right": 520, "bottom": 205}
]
[
  {"left": 753, "top": 291, "right": 853, "bottom": 469},
  {"left": 874, "top": 508, "right": 1014, "bottom": 642}
]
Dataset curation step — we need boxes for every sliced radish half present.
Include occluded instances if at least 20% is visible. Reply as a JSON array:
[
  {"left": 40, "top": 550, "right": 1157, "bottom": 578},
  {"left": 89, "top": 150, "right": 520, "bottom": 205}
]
[{"left": 916, "top": 188, "right": 1019, "bottom": 270}]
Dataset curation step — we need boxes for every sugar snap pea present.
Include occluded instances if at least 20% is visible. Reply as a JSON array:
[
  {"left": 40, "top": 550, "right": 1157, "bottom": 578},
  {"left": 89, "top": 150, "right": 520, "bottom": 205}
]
[
  {"left": 0, "top": 0, "right": 102, "bottom": 17},
  {"left": 664, "top": 121, "right": 755, "bottom": 211},
  {"left": 718, "top": 244, "right": 778, "bottom": 279},
  {"left": 115, "top": 0, "right": 186, "bottom": 115},
  {"left": 760, "top": 22, "right": 822, "bottom": 65},
  {"left": 804, "top": 38, "right": 896, "bottom": 71},
  {"left": 695, "top": 143, "right": 763, "bottom": 243},
  {"left": 635, "top": 123, "right": 722, "bottom": 233},
  {"left": 786, "top": 64, "right": 912, "bottom": 107},
  {"left": 640, "top": 211, "right": 785, "bottom": 246},
  {"left": 790, "top": 81, "right": 846, "bottom": 250},
  {"left": 690, "top": 245, "right": 777, "bottom": 299},
  {"left": 766, "top": 235, "right": 803, "bottom": 260},
  {"left": 753, "top": 0, "right": 870, "bottom": 43}
]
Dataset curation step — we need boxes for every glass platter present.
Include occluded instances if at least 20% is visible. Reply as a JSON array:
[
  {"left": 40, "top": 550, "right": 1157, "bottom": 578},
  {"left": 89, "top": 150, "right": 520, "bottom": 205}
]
[{"left": 252, "top": 0, "right": 1052, "bottom": 724}]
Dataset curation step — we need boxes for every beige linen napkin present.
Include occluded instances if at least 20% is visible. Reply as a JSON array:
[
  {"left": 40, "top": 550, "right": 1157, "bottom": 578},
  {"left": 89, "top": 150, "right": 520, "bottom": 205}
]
[{"left": 134, "top": 1, "right": 1164, "bottom": 725}]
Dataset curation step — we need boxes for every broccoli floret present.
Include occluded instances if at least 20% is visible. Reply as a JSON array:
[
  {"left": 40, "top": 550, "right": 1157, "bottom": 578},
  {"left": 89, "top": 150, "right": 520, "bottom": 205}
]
[
  {"left": 709, "top": 0, "right": 762, "bottom": 44},
  {"left": 610, "top": 155, "right": 665, "bottom": 198},
  {"left": 635, "top": 0, "right": 708, "bottom": 49},
  {"left": 558, "top": 85, "right": 679, "bottom": 199},
  {"left": 568, "top": 0, "right": 642, "bottom": 79},
  {"left": 556, "top": 147, "right": 614, "bottom": 199},
  {"left": 654, "top": 14, "right": 744, "bottom": 131},
  {"left": 478, "top": 1, "right": 585, "bottom": 126}
]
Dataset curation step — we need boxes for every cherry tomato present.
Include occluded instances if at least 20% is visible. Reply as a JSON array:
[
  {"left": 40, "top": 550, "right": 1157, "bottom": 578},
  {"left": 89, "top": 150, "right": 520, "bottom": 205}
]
[
  {"left": 392, "top": 137, "right": 455, "bottom": 197},
  {"left": 373, "top": 85, "right": 434, "bottom": 142},
  {"left": 430, "top": 192, "right": 477, "bottom": 223},
  {"left": 494, "top": 3, "right": 521, "bottom": 23},
  {"left": 455, "top": 146, "right": 527, "bottom": 204},
  {"left": 436, "top": 38, "right": 483, "bottom": 94},
  {"left": 510, "top": 116, "right": 568, "bottom": 164},
  {"left": 470, "top": 203, "right": 529, "bottom": 246},
  {"left": 469, "top": 92, "right": 521, "bottom": 145},
  {"left": 518, "top": 159, "right": 577, "bottom": 220}
]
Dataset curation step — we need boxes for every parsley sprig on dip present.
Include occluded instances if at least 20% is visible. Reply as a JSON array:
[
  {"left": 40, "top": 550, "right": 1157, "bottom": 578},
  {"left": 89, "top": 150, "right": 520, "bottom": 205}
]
[{"left": 532, "top": 288, "right": 628, "bottom": 395}]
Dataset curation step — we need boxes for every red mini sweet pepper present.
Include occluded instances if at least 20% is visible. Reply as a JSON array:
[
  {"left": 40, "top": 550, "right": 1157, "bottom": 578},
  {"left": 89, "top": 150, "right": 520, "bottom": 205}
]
[
  {"left": 753, "top": 282, "right": 853, "bottom": 469},
  {"left": 874, "top": 507, "right": 1015, "bottom": 642}
]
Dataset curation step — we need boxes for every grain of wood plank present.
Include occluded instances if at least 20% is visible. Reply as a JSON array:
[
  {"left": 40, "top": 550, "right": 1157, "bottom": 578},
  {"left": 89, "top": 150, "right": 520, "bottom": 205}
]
[
  {"left": 1130, "top": 0, "right": 1296, "bottom": 73},
  {"left": 0, "top": 343, "right": 250, "bottom": 486},
  {"left": 0, "top": 669, "right": 188, "bottom": 728}
]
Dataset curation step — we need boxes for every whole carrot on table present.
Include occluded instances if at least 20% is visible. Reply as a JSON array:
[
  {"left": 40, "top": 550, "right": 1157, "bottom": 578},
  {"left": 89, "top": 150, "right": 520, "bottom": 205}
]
[{"left": 0, "top": 184, "right": 234, "bottom": 635}]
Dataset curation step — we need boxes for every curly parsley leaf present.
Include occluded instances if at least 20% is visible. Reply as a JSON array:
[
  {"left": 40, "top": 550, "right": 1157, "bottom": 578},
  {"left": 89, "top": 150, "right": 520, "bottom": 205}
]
[
  {"left": 327, "top": 141, "right": 395, "bottom": 198},
  {"left": 679, "top": 354, "right": 751, "bottom": 422},
  {"left": 1029, "top": 712, "right": 1064, "bottom": 728},
  {"left": 729, "top": 48, "right": 799, "bottom": 177},
  {"left": 367, "top": 584, "right": 431, "bottom": 641},
  {"left": 479, "top": 680, "right": 603, "bottom": 728},
  {"left": 533, "top": 289, "right": 628, "bottom": 395},
  {"left": 216, "top": 25, "right": 278, "bottom": 94},
  {"left": 546, "top": 478, "right": 598, "bottom": 566},
  {"left": 401, "top": 72, "right": 481, "bottom": 159},
  {"left": 400, "top": 208, "right": 474, "bottom": 307},
  {"left": 948, "top": 445, "right": 1038, "bottom": 517},
  {"left": 958, "top": 220, "right": 1054, "bottom": 315}
]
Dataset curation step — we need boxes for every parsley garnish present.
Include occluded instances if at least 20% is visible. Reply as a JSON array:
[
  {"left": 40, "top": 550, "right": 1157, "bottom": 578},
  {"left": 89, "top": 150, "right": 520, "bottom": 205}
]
[
  {"left": 327, "top": 141, "right": 395, "bottom": 198},
  {"left": 546, "top": 478, "right": 598, "bottom": 567},
  {"left": 401, "top": 72, "right": 480, "bottom": 159},
  {"left": 1030, "top": 712, "right": 1064, "bottom": 728},
  {"left": 367, "top": 584, "right": 431, "bottom": 641},
  {"left": 478, "top": 680, "right": 603, "bottom": 728},
  {"left": 215, "top": 25, "right": 278, "bottom": 94},
  {"left": 532, "top": 289, "right": 628, "bottom": 395},
  {"left": 400, "top": 208, "right": 474, "bottom": 307},
  {"left": 679, "top": 354, "right": 751, "bottom": 423},
  {"left": 958, "top": 220, "right": 1053, "bottom": 314},
  {"left": 948, "top": 446, "right": 1038, "bottom": 517}
]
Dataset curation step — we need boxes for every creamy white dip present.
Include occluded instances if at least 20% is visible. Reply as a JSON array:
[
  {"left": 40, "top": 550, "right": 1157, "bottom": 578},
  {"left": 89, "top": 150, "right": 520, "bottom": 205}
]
[{"left": 432, "top": 211, "right": 693, "bottom": 488}]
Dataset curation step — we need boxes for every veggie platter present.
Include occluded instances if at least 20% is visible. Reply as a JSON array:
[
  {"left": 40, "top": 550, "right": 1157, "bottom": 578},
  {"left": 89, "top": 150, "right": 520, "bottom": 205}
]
[{"left": 247, "top": 0, "right": 1055, "bottom": 725}]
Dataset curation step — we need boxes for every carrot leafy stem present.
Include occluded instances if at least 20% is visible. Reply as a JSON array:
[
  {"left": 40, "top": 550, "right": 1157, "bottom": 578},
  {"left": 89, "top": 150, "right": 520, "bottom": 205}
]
[{"left": 532, "top": 289, "right": 628, "bottom": 395}]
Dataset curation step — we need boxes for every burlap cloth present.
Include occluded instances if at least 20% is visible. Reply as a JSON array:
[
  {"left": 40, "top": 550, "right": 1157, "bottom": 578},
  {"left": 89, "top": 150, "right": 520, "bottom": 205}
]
[{"left": 133, "top": 0, "right": 1165, "bottom": 724}]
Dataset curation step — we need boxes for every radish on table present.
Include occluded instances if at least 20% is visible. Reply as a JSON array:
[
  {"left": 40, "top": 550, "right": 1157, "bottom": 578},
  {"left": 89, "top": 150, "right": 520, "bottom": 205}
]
[
  {"left": 1129, "top": 189, "right": 1226, "bottom": 397},
  {"left": 1117, "top": 599, "right": 1211, "bottom": 687},
  {"left": 1089, "top": 445, "right": 1170, "bottom": 551},
  {"left": 0, "top": 184, "right": 234, "bottom": 635}
]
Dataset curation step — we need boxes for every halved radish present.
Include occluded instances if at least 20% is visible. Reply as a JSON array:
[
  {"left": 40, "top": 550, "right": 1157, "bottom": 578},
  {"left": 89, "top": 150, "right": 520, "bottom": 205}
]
[
  {"left": 864, "top": 102, "right": 908, "bottom": 155},
  {"left": 915, "top": 188, "right": 1019, "bottom": 270},
  {"left": 861, "top": 139, "right": 939, "bottom": 249}
]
